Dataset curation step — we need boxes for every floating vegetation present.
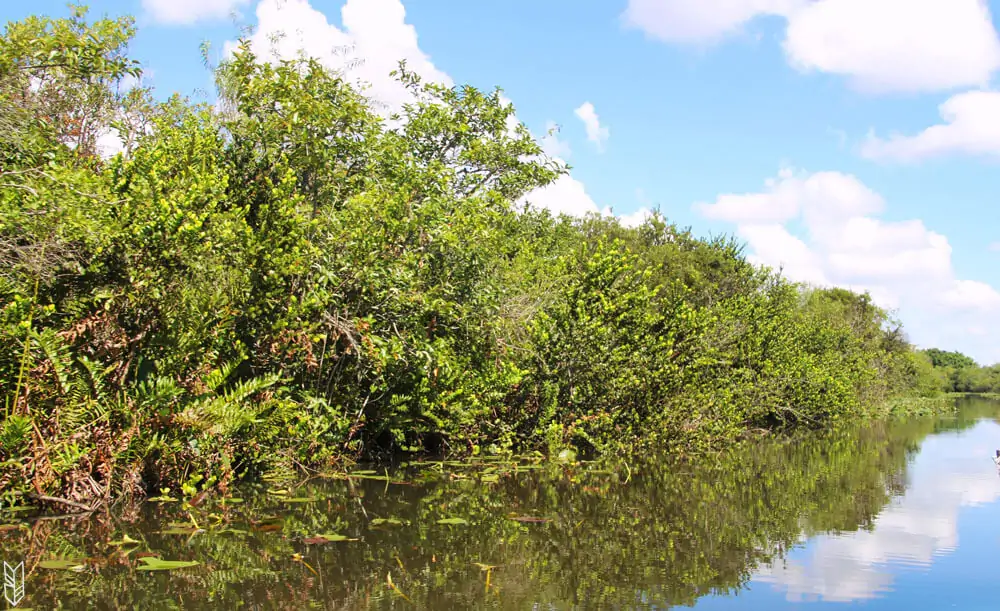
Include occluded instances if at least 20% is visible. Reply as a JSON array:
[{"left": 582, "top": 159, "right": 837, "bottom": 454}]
[
  {"left": 136, "top": 558, "right": 200, "bottom": 571},
  {"left": 304, "top": 533, "right": 357, "bottom": 544},
  {"left": 38, "top": 559, "right": 88, "bottom": 571}
]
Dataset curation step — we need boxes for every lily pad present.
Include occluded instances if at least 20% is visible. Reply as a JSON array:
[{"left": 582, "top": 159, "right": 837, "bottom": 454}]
[
  {"left": 136, "top": 557, "right": 200, "bottom": 571},
  {"left": 436, "top": 517, "right": 469, "bottom": 525}
]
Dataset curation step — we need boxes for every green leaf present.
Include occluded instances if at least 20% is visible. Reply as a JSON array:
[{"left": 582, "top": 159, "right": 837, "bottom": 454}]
[
  {"left": 39, "top": 559, "right": 88, "bottom": 570},
  {"left": 136, "top": 557, "right": 200, "bottom": 571}
]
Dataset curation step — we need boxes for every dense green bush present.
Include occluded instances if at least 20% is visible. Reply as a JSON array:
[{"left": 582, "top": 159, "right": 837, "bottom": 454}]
[{"left": 0, "top": 9, "right": 954, "bottom": 508}]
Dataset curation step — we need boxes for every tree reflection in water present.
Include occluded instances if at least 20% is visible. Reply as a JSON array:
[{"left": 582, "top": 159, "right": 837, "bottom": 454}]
[{"left": 1, "top": 398, "right": 996, "bottom": 610}]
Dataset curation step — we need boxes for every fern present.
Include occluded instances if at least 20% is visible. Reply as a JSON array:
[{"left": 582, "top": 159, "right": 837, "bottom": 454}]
[
  {"left": 0, "top": 415, "right": 31, "bottom": 454},
  {"left": 134, "top": 376, "right": 184, "bottom": 411},
  {"left": 31, "top": 328, "right": 74, "bottom": 396},
  {"left": 175, "top": 373, "right": 281, "bottom": 437},
  {"left": 77, "top": 356, "right": 109, "bottom": 404},
  {"left": 203, "top": 358, "right": 243, "bottom": 393}
]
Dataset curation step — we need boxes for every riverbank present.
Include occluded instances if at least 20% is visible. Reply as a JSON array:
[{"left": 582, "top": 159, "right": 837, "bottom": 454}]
[
  {"left": 3, "top": 399, "right": 997, "bottom": 609},
  {"left": 0, "top": 10, "right": 961, "bottom": 510}
]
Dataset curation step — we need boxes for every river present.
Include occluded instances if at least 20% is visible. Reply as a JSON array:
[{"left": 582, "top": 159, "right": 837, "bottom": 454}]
[{"left": 1, "top": 397, "right": 999, "bottom": 609}]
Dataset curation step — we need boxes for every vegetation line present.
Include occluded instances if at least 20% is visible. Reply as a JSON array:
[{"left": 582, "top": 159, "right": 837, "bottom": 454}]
[{"left": 0, "top": 7, "right": 966, "bottom": 510}]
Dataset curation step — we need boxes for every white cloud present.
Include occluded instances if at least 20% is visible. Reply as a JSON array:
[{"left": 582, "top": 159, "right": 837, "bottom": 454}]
[
  {"left": 784, "top": 0, "right": 1000, "bottom": 93},
  {"left": 540, "top": 121, "right": 572, "bottom": 159},
  {"left": 235, "top": 0, "right": 604, "bottom": 220},
  {"left": 694, "top": 167, "right": 1000, "bottom": 361},
  {"left": 940, "top": 280, "right": 1000, "bottom": 311},
  {"left": 95, "top": 130, "right": 125, "bottom": 159},
  {"left": 143, "top": 0, "right": 249, "bottom": 25},
  {"left": 520, "top": 174, "right": 606, "bottom": 218},
  {"left": 623, "top": 0, "right": 1000, "bottom": 93},
  {"left": 574, "top": 102, "right": 610, "bottom": 150},
  {"left": 236, "top": 0, "right": 451, "bottom": 112},
  {"left": 619, "top": 207, "right": 654, "bottom": 228},
  {"left": 759, "top": 421, "right": 1000, "bottom": 602},
  {"left": 621, "top": 0, "right": 804, "bottom": 44},
  {"left": 862, "top": 90, "right": 1000, "bottom": 161}
]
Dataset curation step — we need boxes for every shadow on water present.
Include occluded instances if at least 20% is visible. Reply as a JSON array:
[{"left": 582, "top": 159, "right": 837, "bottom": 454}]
[{"left": 2, "top": 397, "right": 999, "bottom": 610}]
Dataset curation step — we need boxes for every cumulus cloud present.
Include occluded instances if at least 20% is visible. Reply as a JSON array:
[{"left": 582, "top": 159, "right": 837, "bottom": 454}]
[
  {"left": 783, "top": 0, "right": 1000, "bottom": 93},
  {"left": 574, "top": 102, "right": 609, "bottom": 150},
  {"left": 694, "top": 167, "right": 1000, "bottom": 360},
  {"left": 621, "top": 0, "right": 804, "bottom": 44},
  {"left": 520, "top": 173, "right": 607, "bottom": 218},
  {"left": 618, "top": 207, "right": 654, "bottom": 228},
  {"left": 235, "top": 0, "right": 451, "bottom": 112},
  {"left": 143, "top": 0, "right": 249, "bottom": 25},
  {"left": 233, "top": 0, "right": 604, "bottom": 220},
  {"left": 623, "top": 0, "right": 1000, "bottom": 93},
  {"left": 759, "top": 421, "right": 1000, "bottom": 602},
  {"left": 862, "top": 90, "right": 1000, "bottom": 161}
]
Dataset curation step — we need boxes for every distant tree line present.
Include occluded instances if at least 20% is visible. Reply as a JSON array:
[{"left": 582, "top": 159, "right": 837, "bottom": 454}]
[{"left": 911, "top": 348, "right": 1000, "bottom": 395}]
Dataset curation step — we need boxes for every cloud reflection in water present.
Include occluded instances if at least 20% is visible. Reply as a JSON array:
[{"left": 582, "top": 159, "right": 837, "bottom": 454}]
[{"left": 755, "top": 421, "right": 1000, "bottom": 602}]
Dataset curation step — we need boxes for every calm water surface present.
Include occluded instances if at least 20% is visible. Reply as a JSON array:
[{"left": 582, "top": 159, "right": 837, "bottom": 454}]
[{"left": 3, "top": 398, "right": 1000, "bottom": 609}]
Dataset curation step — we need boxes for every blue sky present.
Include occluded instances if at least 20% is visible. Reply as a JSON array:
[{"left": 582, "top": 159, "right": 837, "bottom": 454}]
[{"left": 6, "top": 0, "right": 1000, "bottom": 362}]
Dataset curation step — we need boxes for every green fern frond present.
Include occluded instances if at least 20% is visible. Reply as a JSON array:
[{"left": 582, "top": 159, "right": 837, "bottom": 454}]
[
  {"left": 203, "top": 358, "right": 243, "bottom": 392},
  {"left": 30, "top": 328, "right": 73, "bottom": 396},
  {"left": 76, "top": 355, "right": 108, "bottom": 403}
]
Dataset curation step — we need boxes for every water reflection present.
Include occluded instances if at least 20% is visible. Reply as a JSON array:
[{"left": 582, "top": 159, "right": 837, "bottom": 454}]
[
  {"left": 1, "top": 399, "right": 998, "bottom": 609},
  {"left": 756, "top": 416, "right": 1000, "bottom": 604}
]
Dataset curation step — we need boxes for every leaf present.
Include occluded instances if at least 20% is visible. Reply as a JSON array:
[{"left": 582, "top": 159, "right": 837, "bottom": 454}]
[
  {"left": 39, "top": 559, "right": 87, "bottom": 570},
  {"left": 108, "top": 534, "right": 139, "bottom": 546},
  {"left": 370, "top": 518, "right": 405, "bottom": 526},
  {"left": 313, "top": 533, "right": 357, "bottom": 542},
  {"left": 158, "top": 526, "right": 201, "bottom": 535},
  {"left": 436, "top": 517, "right": 469, "bottom": 525},
  {"left": 136, "top": 557, "right": 200, "bottom": 571},
  {"left": 279, "top": 497, "right": 317, "bottom": 503},
  {"left": 147, "top": 495, "right": 178, "bottom": 502}
]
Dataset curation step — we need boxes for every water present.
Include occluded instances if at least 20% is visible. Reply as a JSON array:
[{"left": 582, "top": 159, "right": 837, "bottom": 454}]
[{"left": 2, "top": 397, "right": 1000, "bottom": 609}]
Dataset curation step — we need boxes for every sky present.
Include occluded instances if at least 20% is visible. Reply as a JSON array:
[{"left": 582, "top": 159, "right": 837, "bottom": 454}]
[{"left": 6, "top": 0, "right": 1000, "bottom": 363}]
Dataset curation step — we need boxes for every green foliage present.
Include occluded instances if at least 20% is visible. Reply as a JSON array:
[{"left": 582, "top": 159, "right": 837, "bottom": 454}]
[
  {"left": 909, "top": 348, "right": 1000, "bottom": 396},
  {"left": 0, "top": 9, "right": 953, "bottom": 507}
]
